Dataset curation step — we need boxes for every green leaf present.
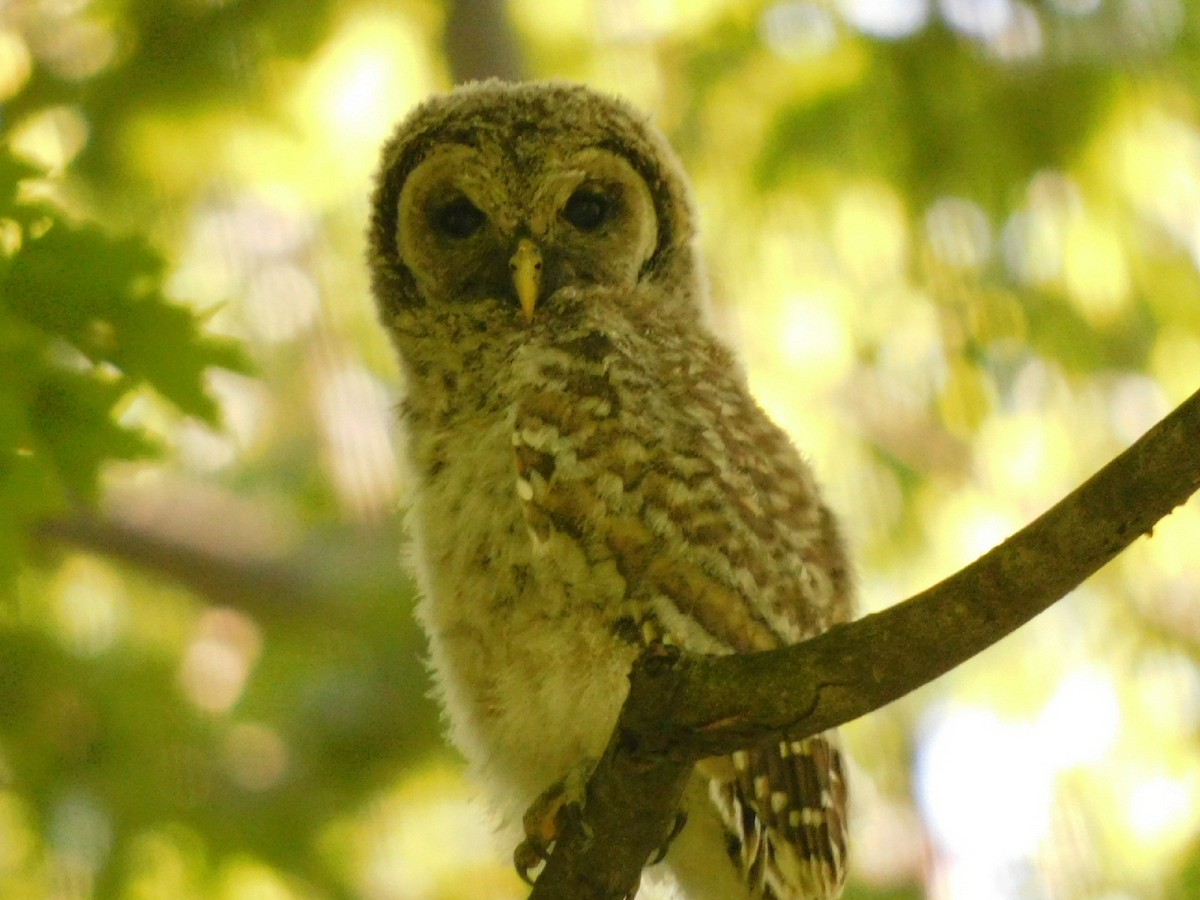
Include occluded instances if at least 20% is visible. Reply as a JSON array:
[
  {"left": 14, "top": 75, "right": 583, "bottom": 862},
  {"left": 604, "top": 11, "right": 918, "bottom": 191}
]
[
  {"left": 28, "top": 366, "right": 159, "bottom": 500},
  {"left": 2, "top": 217, "right": 252, "bottom": 423},
  {"left": 0, "top": 143, "right": 252, "bottom": 592}
]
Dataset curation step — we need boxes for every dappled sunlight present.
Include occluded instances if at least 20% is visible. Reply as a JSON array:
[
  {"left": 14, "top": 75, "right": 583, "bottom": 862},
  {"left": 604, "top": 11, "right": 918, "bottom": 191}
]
[
  {"left": 940, "top": 0, "right": 1019, "bottom": 43},
  {"left": 1002, "top": 170, "right": 1078, "bottom": 287},
  {"left": 243, "top": 260, "right": 323, "bottom": 344},
  {"left": 847, "top": 776, "right": 927, "bottom": 888},
  {"left": 1126, "top": 775, "right": 1197, "bottom": 859},
  {"left": 1106, "top": 372, "right": 1169, "bottom": 444},
  {"left": 928, "top": 486, "right": 1022, "bottom": 567},
  {"left": 1061, "top": 215, "right": 1130, "bottom": 325},
  {"left": 910, "top": 652, "right": 1199, "bottom": 897},
  {"left": 123, "top": 827, "right": 210, "bottom": 898},
  {"left": 46, "top": 790, "right": 112, "bottom": 897},
  {"left": 322, "top": 764, "right": 523, "bottom": 900},
  {"left": 1134, "top": 502, "right": 1200, "bottom": 581},
  {"left": 288, "top": 8, "right": 433, "bottom": 195},
  {"left": 832, "top": 181, "right": 909, "bottom": 289},
  {"left": 0, "top": 28, "right": 32, "bottom": 100},
  {"left": 984, "top": 3, "right": 1042, "bottom": 62},
  {"left": 222, "top": 721, "right": 291, "bottom": 793},
  {"left": 1150, "top": 327, "right": 1200, "bottom": 403},
  {"left": 33, "top": 12, "right": 118, "bottom": 82},
  {"left": 760, "top": 3, "right": 839, "bottom": 63},
  {"left": 51, "top": 556, "right": 128, "bottom": 658},
  {"left": 216, "top": 857, "right": 302, "bottom": 900},
  {"left": 175, "top": 370, "right": 275, "bottom": 472},
  {"left": 975, "top": 410, "right": 1074, "bottom": 505},
  {"left": 1038, "top": 667, "right": 1121, "bottom": 769},
  {"left": 179, "top": 608, "right": 262, "bottom": 714},
  {"left": 778, "top": 289, "right": 854, "bottom": 380},
  {"left": 103, "top": 474, "right": 302, "bottom": 563},
  {"left": 925, "top": 195, "right": 993, "bottom": 270},
  {"left": 1109, "top": 109, "right": 1200, "bottom": 242},
  {"left": 917, "top": 706, "right": 1055, "bottom": 863},
  {"left": 2, "top": 0, "right": 1199, "bottom": 897},
  {"left": 870, "top": 295, "right": 945, "bottom": 394},
  {"left": 935, "top": 358, "right": 993, "bottom": 437},
  {"left": 311, "top": 357, "right": 401, "bottom": 520},
  {"left": 7, "top": 104, "right": 89, "bottom": 172},
  {"left": 835, "top": 0, "right": 930, "bottom": 40},
  {"left": 169, "top": 190, "right": 319, "bottom": 330}
]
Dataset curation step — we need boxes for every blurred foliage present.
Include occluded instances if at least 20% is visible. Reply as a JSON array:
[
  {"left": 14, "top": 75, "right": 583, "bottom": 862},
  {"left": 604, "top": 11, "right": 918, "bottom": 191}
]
[
  {"left": 0, "top": 144, "right": 248, "bottom": 592},
  {"left": 1, "top": 1, "right": 1199, "bottom": 899}
]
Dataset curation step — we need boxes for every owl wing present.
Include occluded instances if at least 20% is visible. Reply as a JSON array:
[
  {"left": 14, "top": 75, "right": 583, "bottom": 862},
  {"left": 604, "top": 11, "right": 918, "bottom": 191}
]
[{"left": 511, "top": 315, "right": 851, "bottom": 898}]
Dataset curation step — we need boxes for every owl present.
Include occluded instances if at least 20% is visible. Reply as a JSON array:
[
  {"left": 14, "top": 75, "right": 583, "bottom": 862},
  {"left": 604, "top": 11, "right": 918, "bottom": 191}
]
[{"left": 367, "top": 80, "right": 854, "bottom": 900}]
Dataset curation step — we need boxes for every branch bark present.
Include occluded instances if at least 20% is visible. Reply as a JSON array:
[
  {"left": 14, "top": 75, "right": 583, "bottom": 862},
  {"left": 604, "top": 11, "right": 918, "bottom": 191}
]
[{"left": 530, "top": 386, "right": 1200, "bottom": 900}]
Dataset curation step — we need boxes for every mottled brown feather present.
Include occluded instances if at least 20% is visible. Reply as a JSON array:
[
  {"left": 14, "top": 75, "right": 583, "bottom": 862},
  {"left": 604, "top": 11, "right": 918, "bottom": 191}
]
[{"left": 369, "top": 80, "right": 854, "bottom": 899}]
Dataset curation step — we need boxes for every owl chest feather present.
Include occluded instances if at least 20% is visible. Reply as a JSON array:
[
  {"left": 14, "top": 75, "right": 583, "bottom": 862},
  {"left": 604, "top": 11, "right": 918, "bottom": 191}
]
[
  {"left": 398, "top": 324, "right": 642, "bottom": 803},
  {"left": 394, "top": 295, "right": 846, "bottom": 812}
]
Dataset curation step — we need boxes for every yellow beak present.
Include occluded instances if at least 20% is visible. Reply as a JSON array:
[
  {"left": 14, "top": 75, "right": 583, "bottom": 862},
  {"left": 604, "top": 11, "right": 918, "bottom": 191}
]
[{"left": 509, "top": 238, "right": 543, "bottom": 322}]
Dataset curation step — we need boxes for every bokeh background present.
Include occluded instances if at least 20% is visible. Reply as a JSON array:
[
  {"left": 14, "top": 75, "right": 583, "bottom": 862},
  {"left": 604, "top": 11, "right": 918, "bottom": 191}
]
[{"left": 2, "top": 0, "right": 1200, "bottom": 897}]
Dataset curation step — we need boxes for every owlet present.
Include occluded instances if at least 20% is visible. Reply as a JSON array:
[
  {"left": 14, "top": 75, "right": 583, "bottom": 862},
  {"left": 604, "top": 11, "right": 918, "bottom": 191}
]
[{"left": 367, "top": 80, "right": 853, "bottom": 900}]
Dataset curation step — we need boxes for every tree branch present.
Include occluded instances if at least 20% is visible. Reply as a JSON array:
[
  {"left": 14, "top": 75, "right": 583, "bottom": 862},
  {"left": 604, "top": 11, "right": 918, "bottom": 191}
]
[
  {"left": 530, "top": 386, "right": 1200, "bottom": 900},
  {"left": 34, "top": 509, "right": 410, "bottom": 628}
]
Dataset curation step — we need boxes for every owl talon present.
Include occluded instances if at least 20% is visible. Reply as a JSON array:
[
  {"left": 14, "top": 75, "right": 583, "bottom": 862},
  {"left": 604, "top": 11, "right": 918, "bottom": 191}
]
[
  {"left": 649, "top": 808, "right": 688, "bottom": 865},
  {"left": 513, "top": 837, "right": 546, "bottom": 885},
  {"left": 513, "top": 759, "right": 596, "bottom": 884},
  {"left": 513, "top": 788, "right": 560, "bottom": 884}
]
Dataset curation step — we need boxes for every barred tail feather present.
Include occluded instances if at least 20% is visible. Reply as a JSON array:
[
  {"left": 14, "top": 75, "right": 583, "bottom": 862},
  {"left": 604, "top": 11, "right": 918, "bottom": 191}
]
[{"left": 709, "top": 733, "right": 848, "bottom": 899}]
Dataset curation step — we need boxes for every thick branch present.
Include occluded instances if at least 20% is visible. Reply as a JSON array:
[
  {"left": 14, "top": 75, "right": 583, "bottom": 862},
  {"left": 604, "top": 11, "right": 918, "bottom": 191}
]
[{"left": 531, "top": 386, "right": 1200, "bottom": 900}]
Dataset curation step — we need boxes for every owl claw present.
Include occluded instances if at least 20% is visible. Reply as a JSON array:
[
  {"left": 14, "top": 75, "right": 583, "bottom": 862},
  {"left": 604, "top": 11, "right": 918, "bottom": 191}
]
[
  {"left": 513, "top": 759, "right": 596, "bottom": 884},
  {"left": 648, "top": 808, "right": 688, "bottom": 865},
  {"left": 514, "top": 767, "right": 686, "bottom": 884},
  {"left": 513, "top": 787, "right": 561, "bottom": 885},
  {"left": 513, "top": 837, "right": 546, "bottom": 886}
]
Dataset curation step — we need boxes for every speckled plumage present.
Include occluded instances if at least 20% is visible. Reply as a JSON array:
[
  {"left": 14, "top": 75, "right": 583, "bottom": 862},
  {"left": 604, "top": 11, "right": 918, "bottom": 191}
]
[{"left": 368, "top": 80, "right": 853, "bottom": 899}]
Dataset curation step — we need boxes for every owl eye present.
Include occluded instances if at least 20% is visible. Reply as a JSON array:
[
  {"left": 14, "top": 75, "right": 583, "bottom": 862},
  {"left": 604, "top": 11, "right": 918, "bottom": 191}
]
[
  {"left": 563, "top": 188, "right": 611, "bottom": 232},
  {"left": 432, "top": 196, "right": 486, "bottom": 239}
]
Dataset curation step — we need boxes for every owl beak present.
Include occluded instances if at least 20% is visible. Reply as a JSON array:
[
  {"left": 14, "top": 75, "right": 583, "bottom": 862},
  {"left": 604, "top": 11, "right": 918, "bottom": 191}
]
[{"left": 510, "top": 238, "right": 543, "bottom": 322}]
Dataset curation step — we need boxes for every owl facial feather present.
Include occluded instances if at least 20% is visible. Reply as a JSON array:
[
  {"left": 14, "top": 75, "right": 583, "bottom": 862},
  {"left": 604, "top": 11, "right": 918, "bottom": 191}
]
[
  {"left": 368, "top": 79, "right": 706, "bottom": 324},
  {"left": 397, "top": 141, "right": 659, "bottom": 319}
]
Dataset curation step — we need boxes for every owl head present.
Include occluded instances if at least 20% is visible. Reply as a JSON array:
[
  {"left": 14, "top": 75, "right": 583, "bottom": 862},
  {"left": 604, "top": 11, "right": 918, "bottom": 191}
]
[{"left": 367, "top": 80, "right": 705, "bottom": 333}]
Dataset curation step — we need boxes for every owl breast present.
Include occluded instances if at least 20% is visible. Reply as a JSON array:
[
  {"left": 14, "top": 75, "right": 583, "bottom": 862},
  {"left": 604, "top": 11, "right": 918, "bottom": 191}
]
[
  {"left": 397, "top": 300, "right": 643, "bottom": 811},
  {"left": 395, "top": 288, "right": 850, "bottom": 823}
]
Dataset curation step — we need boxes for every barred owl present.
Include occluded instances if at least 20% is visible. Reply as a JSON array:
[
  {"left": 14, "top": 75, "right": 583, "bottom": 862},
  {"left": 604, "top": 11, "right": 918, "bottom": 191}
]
[{"left": 367, "top": 80, "right": 853, "bottom": 899}]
